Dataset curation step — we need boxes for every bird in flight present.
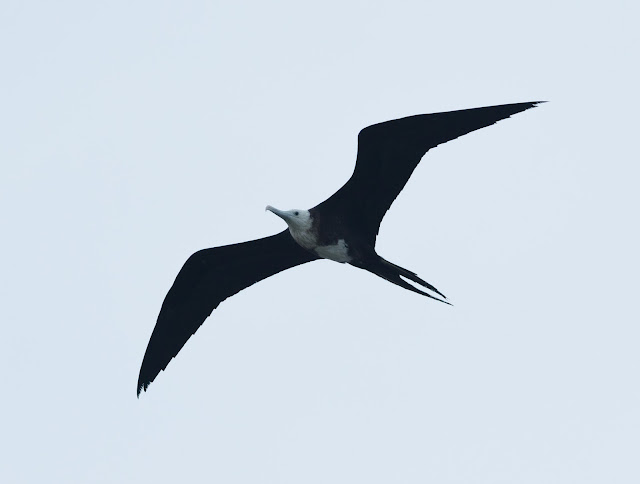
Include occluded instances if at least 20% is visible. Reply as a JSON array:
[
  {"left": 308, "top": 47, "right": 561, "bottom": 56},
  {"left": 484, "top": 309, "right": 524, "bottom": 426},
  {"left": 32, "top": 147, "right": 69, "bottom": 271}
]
[{"left": 137, "top": 101, "right": 543, "bottom": 395}]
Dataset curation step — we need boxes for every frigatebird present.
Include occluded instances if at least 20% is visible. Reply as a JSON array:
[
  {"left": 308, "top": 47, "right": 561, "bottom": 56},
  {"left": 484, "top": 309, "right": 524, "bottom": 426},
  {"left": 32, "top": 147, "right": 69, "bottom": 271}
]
[{"left": 137, "top": 101, "right": 543, "bottom": 395}]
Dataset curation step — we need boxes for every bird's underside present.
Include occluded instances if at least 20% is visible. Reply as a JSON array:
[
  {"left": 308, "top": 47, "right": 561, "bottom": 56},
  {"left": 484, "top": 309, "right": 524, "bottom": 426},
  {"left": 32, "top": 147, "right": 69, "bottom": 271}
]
[{"left": 137, "top": 101, "right": 544, "bottom": 396}]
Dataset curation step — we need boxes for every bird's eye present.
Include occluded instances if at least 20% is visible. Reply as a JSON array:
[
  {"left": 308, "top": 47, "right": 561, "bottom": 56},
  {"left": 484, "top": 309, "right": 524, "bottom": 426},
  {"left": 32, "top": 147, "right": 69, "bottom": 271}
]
[{"left": 294, "top": 211, "right": 299, "bottom": 216}]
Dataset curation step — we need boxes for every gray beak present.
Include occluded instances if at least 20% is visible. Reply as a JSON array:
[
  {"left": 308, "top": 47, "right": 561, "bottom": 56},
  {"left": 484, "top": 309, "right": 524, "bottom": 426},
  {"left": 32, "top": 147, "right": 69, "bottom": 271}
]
[{"left": 265, "top": 205, "right": 288, "bottom": 221}]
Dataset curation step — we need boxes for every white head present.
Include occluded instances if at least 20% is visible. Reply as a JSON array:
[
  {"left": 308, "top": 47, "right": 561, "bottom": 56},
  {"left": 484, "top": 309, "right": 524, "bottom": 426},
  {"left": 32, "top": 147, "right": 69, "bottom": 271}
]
[{"left": 265, "top": 205, "right": 313, "bottom": 233}]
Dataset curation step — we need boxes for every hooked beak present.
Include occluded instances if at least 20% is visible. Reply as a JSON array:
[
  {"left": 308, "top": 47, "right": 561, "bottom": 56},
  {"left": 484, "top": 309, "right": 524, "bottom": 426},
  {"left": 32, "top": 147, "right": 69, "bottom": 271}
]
[{"left": 265, "top": 205, "right": 288, "bottom": 221}]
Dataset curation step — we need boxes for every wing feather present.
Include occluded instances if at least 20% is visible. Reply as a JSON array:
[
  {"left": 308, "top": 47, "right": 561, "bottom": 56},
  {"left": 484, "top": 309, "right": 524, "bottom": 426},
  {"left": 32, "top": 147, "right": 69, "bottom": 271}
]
[
  {"left": 137, "top": 230, "right": 318, "bottom": 395},
  {"left": 318, "top": 101, "right": 543, "bottom": 243}
]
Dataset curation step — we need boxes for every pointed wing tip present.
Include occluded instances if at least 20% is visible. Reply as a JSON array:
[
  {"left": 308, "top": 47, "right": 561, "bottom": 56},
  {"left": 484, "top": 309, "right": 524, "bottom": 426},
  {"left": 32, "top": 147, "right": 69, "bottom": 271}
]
[
  {"left": 137, "top": 363, "right": 163, "bottom": 397},
  {"left": 137, "top": 379, "right": 154, "bottom": 398},
  {"left": 523, "top": 100, "right": 548, "bottom": 111},
  {"left": 510, "top": 100, "right": 547, "bottom": 113},
  {"left": 492, "top": 100, "right": 546, "bottom": 124},
  {"left": 137, "top": 367, "right": 155, "bottom": 397},
  {"left": 497, "top": 100, "right": 546, "bottom": 115}
]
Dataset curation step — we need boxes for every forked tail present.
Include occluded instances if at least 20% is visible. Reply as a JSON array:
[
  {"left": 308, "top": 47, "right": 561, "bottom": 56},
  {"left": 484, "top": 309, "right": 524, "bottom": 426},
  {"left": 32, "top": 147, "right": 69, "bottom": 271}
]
[{"left": 356, "top": 256, "right": 450, "bottom": 305}]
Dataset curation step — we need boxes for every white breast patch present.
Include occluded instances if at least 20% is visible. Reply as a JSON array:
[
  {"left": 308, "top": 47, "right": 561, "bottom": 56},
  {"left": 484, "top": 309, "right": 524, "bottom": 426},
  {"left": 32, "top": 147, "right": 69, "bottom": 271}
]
[{"left": 314, "top": 239, "right": 352, "bottom": 263}]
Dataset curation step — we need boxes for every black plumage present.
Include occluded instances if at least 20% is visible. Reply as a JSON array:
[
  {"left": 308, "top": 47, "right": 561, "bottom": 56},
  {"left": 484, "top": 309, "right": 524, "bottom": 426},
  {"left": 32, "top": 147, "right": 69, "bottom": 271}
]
[{"left": 138, "top": 101, "right": 543, "bottom": 395}]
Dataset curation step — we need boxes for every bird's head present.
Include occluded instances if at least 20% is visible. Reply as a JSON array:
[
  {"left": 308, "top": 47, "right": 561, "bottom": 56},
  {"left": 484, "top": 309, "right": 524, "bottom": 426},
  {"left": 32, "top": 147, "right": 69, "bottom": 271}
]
[{"left": 265, "top": 205, "right": 312, "bottom": 233}]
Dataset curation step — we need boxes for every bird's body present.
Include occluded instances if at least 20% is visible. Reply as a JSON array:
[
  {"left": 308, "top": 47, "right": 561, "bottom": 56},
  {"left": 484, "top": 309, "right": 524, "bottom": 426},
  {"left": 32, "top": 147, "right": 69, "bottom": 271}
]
[
  {"left": 266, "top": 207, "right": 353, "bottom": 263},
  {"left": 314, "top": 239, "right": 351, "bottom": 263},
  {"left": 137, "top": 101, "right": 544, "bottom": 396}
]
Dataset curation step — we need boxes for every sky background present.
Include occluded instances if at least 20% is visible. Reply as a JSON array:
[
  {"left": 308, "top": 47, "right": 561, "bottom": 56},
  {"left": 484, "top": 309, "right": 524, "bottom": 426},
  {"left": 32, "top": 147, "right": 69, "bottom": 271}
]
[{"left": 2, "top": 1, "right": 639, "bottom": 483}]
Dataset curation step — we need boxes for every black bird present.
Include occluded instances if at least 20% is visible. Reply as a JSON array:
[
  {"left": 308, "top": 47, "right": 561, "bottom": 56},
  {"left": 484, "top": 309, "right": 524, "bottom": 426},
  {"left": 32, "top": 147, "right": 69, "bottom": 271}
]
[{"left": 137, "top": 101, "right": 543, "bottom": 395}]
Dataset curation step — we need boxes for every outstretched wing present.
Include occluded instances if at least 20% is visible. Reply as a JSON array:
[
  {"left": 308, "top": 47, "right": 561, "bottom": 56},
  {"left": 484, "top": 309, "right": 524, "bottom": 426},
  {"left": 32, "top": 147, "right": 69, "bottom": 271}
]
[
  {"left": 137, "top": 230, "right": 318, "bottom": 395},
  {"left": 318, "top": 101, "right": 543, "bottom": 243}
]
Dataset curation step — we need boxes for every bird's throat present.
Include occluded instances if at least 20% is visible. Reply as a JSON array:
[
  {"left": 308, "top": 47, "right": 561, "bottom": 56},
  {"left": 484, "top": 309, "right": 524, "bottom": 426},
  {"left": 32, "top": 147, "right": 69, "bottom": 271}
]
[{"left": 288, "top": 226, "right": 318, "bottom": 251}]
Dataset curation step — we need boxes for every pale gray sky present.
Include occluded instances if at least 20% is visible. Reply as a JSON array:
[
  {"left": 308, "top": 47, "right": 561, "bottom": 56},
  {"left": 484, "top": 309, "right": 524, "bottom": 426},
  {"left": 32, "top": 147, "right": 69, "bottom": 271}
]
[{"left": 2, "top": 1, "right": 639, "bottom": 483}]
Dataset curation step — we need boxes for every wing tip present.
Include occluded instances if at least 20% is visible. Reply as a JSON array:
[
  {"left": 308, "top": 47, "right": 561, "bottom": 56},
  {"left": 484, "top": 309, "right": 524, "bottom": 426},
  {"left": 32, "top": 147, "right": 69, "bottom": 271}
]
[
  {"left": 491, "top": 100, "right": 546, "bottom": 123},
  {"left": 531, "top": 100, "right": 548, "bottom": 107},
  {"left": 137, "top": 365, "right": 156, "bottom": 397},
  {"left": 510, "top": 100, "right": 547, "bottom": 113},
  {"left": 137, "top": 379, "right": 147, "bottom": 398}
]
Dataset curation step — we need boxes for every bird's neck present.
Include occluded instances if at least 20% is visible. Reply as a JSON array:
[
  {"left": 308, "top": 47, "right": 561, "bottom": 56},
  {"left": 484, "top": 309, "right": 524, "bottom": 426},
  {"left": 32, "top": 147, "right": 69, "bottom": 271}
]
[
  {"left": 288, "top": 224, "right": 318, "bottom": 250},
  {"left": 287, "top": 211, "right": 318, "bottom": 250}
]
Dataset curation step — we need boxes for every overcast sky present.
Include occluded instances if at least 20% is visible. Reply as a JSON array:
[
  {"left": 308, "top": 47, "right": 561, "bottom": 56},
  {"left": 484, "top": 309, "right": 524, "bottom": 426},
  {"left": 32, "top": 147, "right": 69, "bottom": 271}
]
[{"left": 2, "top": 1, "right": 639, "bottom": 483}]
